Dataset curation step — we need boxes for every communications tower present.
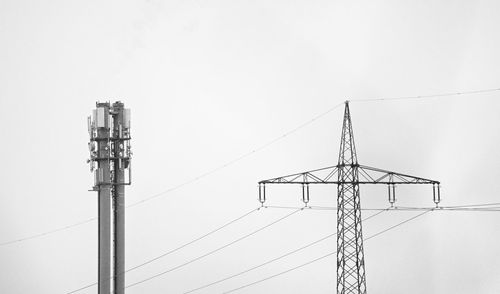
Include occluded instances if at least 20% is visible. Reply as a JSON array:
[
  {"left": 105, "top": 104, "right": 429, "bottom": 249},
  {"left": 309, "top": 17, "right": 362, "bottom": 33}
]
[{"left": 88, "top": 101, "right": 132, "bottom": 294}]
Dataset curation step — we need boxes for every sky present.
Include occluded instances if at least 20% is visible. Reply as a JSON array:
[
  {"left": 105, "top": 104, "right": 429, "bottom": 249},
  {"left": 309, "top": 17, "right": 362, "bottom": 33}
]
[{"left": 0, "top": 0, "right": 500, "bottom": 293}]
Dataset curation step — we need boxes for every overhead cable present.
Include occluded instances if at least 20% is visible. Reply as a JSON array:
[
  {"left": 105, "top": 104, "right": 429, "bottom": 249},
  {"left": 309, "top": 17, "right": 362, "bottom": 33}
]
[
  {"left": 352, "top": 87, "right": 500, "bottom": 102},
  {"left": 64, "top": 206, "right": 261, "bottom": 294},
  {"left": 0, "top": 102, "right": 345, "bottom": 247},
  {"left": 0, "top": 217, "right": 96, "bottom": 246},
  {"left": 183, "top": 208, "right": 389, "bottom": 293},
  {"left": 124, "top": 208, "right": 302, "bottom": 290},
  {"left": 266, "top": 204, "right": 500, "bottom": 212},
  {"left": 5, "top": 86, "right": 499, "bottom": 246},
  {"left": 222, "top": 209, "right": 433, "bottom": 293}
]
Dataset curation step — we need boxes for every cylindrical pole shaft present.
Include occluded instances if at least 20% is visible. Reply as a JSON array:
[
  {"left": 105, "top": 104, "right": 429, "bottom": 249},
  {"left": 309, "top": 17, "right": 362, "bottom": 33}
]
[
  {"left": 97, "top": 105, "right": 111, "bottom": 294},
  {"left": 99, "top": 163, "right": 111, "bottom": 294},
  {"left": 113, "top": 103, "right": 126, "bottom": 294},
  {"left": 114, "top": 171, "right": 125, "bottom": 293}
]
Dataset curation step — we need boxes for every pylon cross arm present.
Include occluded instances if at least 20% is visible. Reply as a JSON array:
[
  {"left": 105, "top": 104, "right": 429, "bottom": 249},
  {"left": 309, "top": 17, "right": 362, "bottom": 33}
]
[
  {"left": 257, "top": 164, "right": 441, "bottom": 206},
  {"left": 357, "top": 165, "right": 439, "bottom": 185},
  {"left": 258, "top": 165, "right": 339, "bottom": 184},
  {"left": 258, "top": 164, "right": 439, "bottom": 185}
]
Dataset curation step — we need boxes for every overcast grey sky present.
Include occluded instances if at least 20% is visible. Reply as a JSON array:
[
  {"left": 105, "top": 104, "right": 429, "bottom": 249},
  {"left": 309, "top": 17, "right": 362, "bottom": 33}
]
[{"left": 1, "top": 0, "right": 500, "bottom": 293}]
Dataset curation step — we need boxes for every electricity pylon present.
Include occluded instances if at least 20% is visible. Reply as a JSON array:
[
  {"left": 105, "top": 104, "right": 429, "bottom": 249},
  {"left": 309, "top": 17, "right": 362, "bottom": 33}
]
[{"left": 258, "top": 101, "right": 440, "bottom": 294}]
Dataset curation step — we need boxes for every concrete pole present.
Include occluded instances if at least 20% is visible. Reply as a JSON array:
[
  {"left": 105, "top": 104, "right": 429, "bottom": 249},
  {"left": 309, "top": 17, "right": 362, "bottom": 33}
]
[
  {"left": 112, "top": 102, "right": 125, "bottom": 294},
  {"left": 96, "top": 103, "right": 112, "bottom": 294}
]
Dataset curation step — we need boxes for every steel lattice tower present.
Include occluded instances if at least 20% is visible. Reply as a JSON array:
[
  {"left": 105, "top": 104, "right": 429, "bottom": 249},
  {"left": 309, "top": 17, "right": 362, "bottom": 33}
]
[
  {"left": 258, "top": 101, "right": 441, "bottom": 294},
  {"left": 336, "top": 102, "right": 366, "bottom": 294}
]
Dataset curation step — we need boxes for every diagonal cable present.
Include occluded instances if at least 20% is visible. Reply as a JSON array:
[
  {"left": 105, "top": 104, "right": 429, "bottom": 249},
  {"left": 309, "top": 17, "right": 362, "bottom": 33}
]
[
  {"left": 183, "top": 208, "right": 389, "bottom": 293},
  {"left": 124, "top": 208, "right": 303, "bottom": 290},
  {"left": 64, "top": 206, "right": 260, "bottom": 294},
  {"left": 0, "top": 217, "right": 96, "bottom": 246},
  {"left": 5, "top": 86, "right": 500, "bottom": 246},
  {"left": 1, "top": 103, "right": 345, "bottom": 247},
  {"left": 222, "top": 209, "right": 433, "bottom": 293},
  {"left": 127, "top": 207, "right": 260, "bottom": 272},
  {"left": 352, "top": 87, "right": 500, "bottom": 102},
  {"left": 126, "top": 102, "right": 345, "bottom": 208}
]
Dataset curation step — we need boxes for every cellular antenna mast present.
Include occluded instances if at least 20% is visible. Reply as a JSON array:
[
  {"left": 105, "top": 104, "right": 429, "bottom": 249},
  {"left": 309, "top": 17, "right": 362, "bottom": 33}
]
[
  {"left": 88, "top": 101, "right": 132, "bottom": 294},
  {"left": 258, "top": 101, "right": 440, "bottom": 294}
]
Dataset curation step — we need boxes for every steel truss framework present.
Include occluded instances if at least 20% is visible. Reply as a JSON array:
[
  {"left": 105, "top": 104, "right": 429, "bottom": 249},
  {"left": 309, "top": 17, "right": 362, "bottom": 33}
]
[{"left": 258, "top": 101, "right": 440, "bottom": 294}]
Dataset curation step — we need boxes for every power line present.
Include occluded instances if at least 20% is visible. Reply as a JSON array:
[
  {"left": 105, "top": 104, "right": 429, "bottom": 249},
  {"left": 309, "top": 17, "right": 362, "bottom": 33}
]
[
  {"left": 0, "top": 103, "right": 345, "bottom": 248},
  {"left": 264, "top": 205, "right": 317, "bottom": 210},
  {"left": 4, "top": 86, "right": 499, "bottom": 247},
  {"left": 351, "top": 87, "right": 500, "bottom": 102},
  {"left": 440, "top": 202, "right": 500, "bottom": 208},
  {"left": 363, "top": 209, "right": 433, "bottom": 239},
  {"left": 126, "top": 101, "right": 346, "bottom": 209},
  {"left": 437, "top": 207, "right": 500, "bottom": 212},
  {"left": 132, "top": 111, "right": 346, "bottom": 206},
  {"left": 0, "top": 217, "right": 96, "bottom": 246},
  {"left": 127, "top": 207, "right": 260, "bottom": 272},
  {"left": 266, "top": 204, "right": 500, "bottom": 212},
  {"left": 185, "top": 203, "right": 497, "bottom": 293},
  {"left": 182, "top": 208, "right": 389, "bottom": 294},
  {"left": 393, "top": 206, "right": 500, "bottom": 212},
  {"left": 4, "top": 200, "right": 496, "bottom": 249},
  {"left": 223, "top": 252, "right": 336, "bottom": 294},
  {"left": 184, "top": 234, "right": 337, "bottom": 294},
  {"left": 123, "top": 208, "right": 302, "bottom": 290},
  {"left": 222, "top": 209, "right": 433, "bottom": 293},
  {"left": 64, "top": 207, "right": 260, "bottom": 294},
  {"left": 266, "top": 205, "right": 391, "bottom": 211}
]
